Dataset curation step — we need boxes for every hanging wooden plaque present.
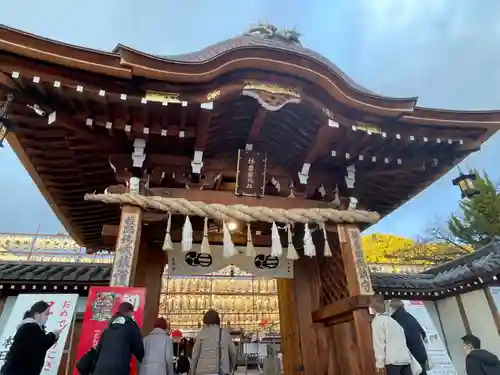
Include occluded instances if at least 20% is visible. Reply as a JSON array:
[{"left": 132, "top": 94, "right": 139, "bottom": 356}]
[{"left": 235, "top": 150, "right": 267, "bottom": 197}]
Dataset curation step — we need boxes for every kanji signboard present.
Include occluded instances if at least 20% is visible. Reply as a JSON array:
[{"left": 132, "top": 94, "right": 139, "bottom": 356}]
[
  {"left": 235, "top": 150, "right": 267, "bottom": 197},
  {"left": 111, "top": 207, "right": 141, "bottom": 286}
]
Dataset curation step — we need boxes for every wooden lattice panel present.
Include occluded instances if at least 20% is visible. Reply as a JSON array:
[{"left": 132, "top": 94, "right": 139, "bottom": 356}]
[{"left": 318, "top": 241, "right": 349, "bottom": 306}]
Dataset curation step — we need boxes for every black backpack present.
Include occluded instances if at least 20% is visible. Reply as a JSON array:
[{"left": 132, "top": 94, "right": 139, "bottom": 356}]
[
  {"left": 76, "top": 329, "right": 107, "bottom": 375},
  {"left": 76, "top": 347, "right": 98, "bottom": 375}
]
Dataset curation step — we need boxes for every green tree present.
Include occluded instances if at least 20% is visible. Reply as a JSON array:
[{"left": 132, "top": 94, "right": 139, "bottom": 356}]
[{"left": 448, "top": 171, "right": 500, "bottom": 247}]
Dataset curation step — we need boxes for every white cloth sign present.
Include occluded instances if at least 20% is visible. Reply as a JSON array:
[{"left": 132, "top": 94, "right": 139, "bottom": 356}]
[
  {"left": 168, "top": 245, "right": 293, "bottom": 278},
  {"left": 403, "top": 301, "right": 457, "bottom": 375},
  {"left": 0, "top": 294, "right": 78, "bottom": 375}
]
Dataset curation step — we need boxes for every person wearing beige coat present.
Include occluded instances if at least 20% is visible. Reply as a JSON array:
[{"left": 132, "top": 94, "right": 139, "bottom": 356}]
[{"left": 191, "top": 310, "right": 237, "bottom": 375}]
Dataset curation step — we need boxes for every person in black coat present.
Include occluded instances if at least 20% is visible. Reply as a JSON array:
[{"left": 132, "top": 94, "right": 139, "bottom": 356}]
[
  {"left": 93, "top": 301, "right": 145, "bottom": 375},
  {"left": 462, "top": 334, "right": 500, "bottom": 375},
  {"left": 175, "top": 350, "right": 191, "bottom": 375},
  {"left": 1, "top": 300, "right": 63, "bottom": 375},
  {"left": 390, "top": 299, "right": 428, "bottom": 374}
]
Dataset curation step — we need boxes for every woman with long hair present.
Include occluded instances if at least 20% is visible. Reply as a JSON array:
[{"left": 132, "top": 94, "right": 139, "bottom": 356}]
[
  {"left": 191, "top": 309, "right": 237, "bottom": 375},
  {"left": 1, "top": 300, "right": 63, "bottom": 375}
]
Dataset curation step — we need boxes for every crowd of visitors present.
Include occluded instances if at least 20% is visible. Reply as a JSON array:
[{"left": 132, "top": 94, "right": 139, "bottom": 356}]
[
  {"left": 1, "top": 298, "right": 499, "bottom": 375},
  {"left": 369, "top": 295, "right": 500, "bottom": 375}
]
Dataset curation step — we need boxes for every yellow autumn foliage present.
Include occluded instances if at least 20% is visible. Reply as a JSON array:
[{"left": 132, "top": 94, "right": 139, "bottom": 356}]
[{"left": 361, "top": 233, "right": 472, "bottom": 265}]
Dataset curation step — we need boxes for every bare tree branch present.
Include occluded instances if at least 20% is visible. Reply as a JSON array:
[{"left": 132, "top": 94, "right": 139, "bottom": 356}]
[{"left": 420, "top": 216, "right": 471, "bottom": 253}]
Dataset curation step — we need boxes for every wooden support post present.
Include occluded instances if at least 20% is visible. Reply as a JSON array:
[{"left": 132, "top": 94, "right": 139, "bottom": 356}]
[
  {"left": 337, "top": 224, "right": 376, "bottom": 375},
  {"left": 277, "top": 278, "right": 303, "bottom": 375},
  {"left": 133, "top": 240, "right": 167, "bottom": 335},
  {"left": 309, "top": 225, "right": 376, "bottom": 375},
  {"left": 337, "top": 224, "right": 374, "bottom": 296},
  {"left": 110, "top": 205, "right": 142, "bottom": 286},
  {"left": 110, "top": 204, "right": 166, "bottom": 334}
]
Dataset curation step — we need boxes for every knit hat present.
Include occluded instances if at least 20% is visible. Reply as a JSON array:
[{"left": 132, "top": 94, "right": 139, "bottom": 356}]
[{"left": 154, "top": 317, "right": 168, "bottom": 330}]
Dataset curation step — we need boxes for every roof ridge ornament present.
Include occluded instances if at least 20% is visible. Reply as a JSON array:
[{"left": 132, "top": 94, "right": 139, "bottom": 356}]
[{"left": 244, "top": 22, "right": 302, "bottom": 46}]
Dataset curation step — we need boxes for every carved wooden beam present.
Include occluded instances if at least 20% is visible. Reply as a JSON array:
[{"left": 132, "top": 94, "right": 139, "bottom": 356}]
[
  {"left": 299, "top": 125, "right": 338, "bottom": 185},
  {"left": 245, "top": 107, "right": 267, "bottom": 150},
  {"left": 305, "top": 125, "right": 338, "bottom": 164}
]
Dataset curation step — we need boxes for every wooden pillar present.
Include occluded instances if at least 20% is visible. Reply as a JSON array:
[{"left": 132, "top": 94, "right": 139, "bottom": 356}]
[
  {"left": 277, "top": 278, "right": 302, "bottom": 375},
  {"left": 132, "top": 240, "right": 167, "bottom": 335},
  {"left": 293, "top": 256, "right": 323, "bottom": 375},
  {"left": 109, "top": 203, "right": 165, "bottom": 334},
  {"left": 310, "top": 225, "right": 376, "bottom": 375},
  {"left": 277, "top": 254, "right": 325, "bottom": 375},
  {"left": 110, "top": 205, "right": 142, "bottom": 286}
]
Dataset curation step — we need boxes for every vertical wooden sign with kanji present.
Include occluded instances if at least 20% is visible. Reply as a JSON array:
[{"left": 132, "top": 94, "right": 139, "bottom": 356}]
[
  {"left": 235, "top": 150, "right": 267, "bottom": 197},
  {"left": 337, "top": 224, "right": 374, "bottom": 296},
  {"left": 111, "top": 205, "right": 142, "bottom": 286}
]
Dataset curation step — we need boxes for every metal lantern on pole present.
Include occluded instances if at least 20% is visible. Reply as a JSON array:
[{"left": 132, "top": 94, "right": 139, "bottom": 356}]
[
  {"left": 0, "top": 93, "right": 14, "bottom": 148},
  {"left": 452, "top": 167, "right": 480, "bottom": 198}
]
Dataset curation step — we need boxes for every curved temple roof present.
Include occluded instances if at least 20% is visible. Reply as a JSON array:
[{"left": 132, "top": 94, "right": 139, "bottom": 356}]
[
  {"left": 2, "top": 23, "right": 500, "bottom": 120},
  {"left": 1, "top": 24, "right": 500, "bottom": 249}
]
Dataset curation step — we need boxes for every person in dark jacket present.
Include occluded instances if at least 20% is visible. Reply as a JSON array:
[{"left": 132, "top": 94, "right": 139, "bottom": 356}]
[
  {"left": 1, "top": 300, "right": 63, "bottom": 375},
  {"left": 175, "top": 350, "right": 191, "bottom": 375},
  {"left": 390, "top": 299, "right": 428, "bottom": 374},
  {"left": 93, "top": 301, "right": 145, "bottom": 375},
  {"left": 462, "top": 334, "right": 500, "bottom": 375}
]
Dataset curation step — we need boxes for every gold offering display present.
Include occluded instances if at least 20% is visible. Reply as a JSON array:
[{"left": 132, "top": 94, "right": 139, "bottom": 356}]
[{"left": 160, "top": 267, "right": 279, "bottom": 332}]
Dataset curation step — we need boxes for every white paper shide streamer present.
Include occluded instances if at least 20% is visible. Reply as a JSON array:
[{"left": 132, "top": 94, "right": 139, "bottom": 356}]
[
  {"left": 286, "top": 224, "right": 299, "bottom": 260},
  {"left": 271, "top": 222, "right": 282, "bottom": 257},
  {"left": 200, "top": 217, "right": 211, "bottom": 254},
  {"left": 246, "top": 223, "right": 256, "bottom": 257},
  {"left": 181, "top": 216, "right": 193, "bottom": 252},
  {"left": 162, "top": 212, "right": 173, "bottom": 251},
  {"left": 223, "top": 220, "right": 236, "bottom": 258},
  {"left": 303, "top": 222, "right": 316, "bottom": 257},
  {"left": 321, "top": 222, "right": 332, "bottom": 256}
]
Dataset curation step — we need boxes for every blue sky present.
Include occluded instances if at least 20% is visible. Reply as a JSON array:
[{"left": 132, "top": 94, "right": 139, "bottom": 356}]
[{"left": 1, "top": 0, "right": 499, "bottom": 239}]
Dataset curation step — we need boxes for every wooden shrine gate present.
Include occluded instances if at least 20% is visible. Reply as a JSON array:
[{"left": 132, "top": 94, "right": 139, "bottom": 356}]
[
  {"left": 3, "top": 21, "right": 494, "bottom": 375},
  {"left": 278, "top": 227, "right": 375, "bottom": 375},
  {"left": 86, "top": 192, "right": 378, "bottom": 375}
]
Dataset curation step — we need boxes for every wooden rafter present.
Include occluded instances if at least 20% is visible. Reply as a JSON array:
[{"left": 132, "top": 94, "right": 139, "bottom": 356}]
[
  {"left": 304, "top": 124, "right": 338, "bottom": 165},
  {"left": 245, "top": 107, "right": 267, "bottom": 148},
  {"left": 194, "top": 108, "right": 212, "bottom": 151}
]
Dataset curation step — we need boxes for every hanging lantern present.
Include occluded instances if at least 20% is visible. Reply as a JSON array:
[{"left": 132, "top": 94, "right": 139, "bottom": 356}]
[
  {"left": 452, "top": 172, "right": 479, "bottom": 198},
  {"left": 0, "top": 93, "right": 15, "bottom": 148}
]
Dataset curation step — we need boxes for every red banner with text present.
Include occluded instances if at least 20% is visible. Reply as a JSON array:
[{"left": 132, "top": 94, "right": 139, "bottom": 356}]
[{"left": 72, "top": 286, "right": 146, "bottom": 375}]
